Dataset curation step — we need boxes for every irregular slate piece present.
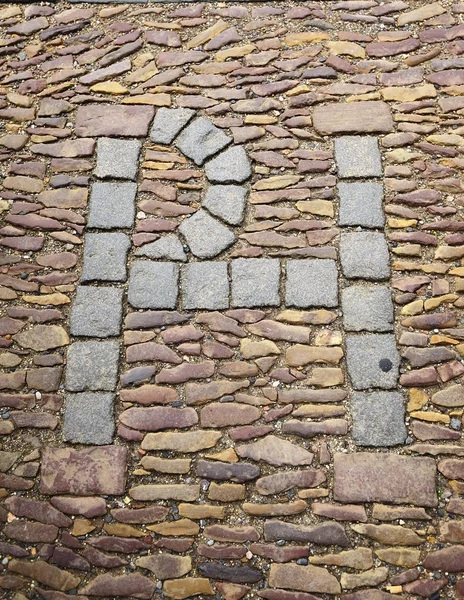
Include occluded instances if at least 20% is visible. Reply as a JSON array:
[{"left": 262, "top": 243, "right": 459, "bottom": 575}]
[
  {"left": 94, "top": 138, "right": 142, "bottom": 181},
  {"left": 269, "top": 563, "right": 341, "bottom": 594},
  {"left": 142, "top": 430, "right": 222, "bottom": 452},
  {"left": 163, "top": 578, "right": 214, "bottom": 600},
  {"left": 150, "top": 107, "right": 195, "bottom": 144},
  {"left": 63, "top": 393, "right": 115, "bottom": 445},
  {"left": 5, "top": 521, "right": 58, "bottom": 543},
  {"left": 175, "top": 116, "right": 232, "bottom": 166},
  {"left": 335, "top": 137, "right": 382, "bottom": 179},
  {"left": 40, "top": 446, "right": 127, "bottom": 495},
  {"left": 203, "top": 185, "right": 247, "bottom": 226},
  {"left": 286, "top": 259, "right": 338, "bottom": 308},
  {"left": 431, "top": 384, "right": 464, "bottom": 407},
  {"left": 236, "top": 435, "right": 313, "bottom": 466},
  {"left": 352, "top": 392, "right": 406, "bottom": 447},
  {"left": 313, "top": 101, "right": 393, "bottom": 135},
  {"left": 231, "top": 258, "right": 280, "bottom": 307},
  {"left": 119, "top": 407, "right": 198, "bottom": 431},
  {"left": 197, "top": 459, "right": 260, "bottom": 482},
  {"left": 256, "top": 469, "right": 326, "bottom": 495},
  {"left": 9, "top": 559, "right": 80, "bottom": 592},
  {"left": 88, "top": 182, "right": 137, "bottom": 230},
  {"left": 340, "top": 232, "right": 390, "bottom": 280},
  {"left": 179, "top": 210, "right": 235, "bottom": 259},
  {"left": 51, "top": 496, "right": 107, "bottom": 518},
  {"left": 76, "top": 104, "right": 155, "bottom": 137},
  {"left": 82, "top": 233, "right": 130, "bottom": 283},
  {"left": 79, "top": 573, "right": 156, "bottom": 599},
  {"left": 264, "top": 520, "right": 349, "bottom": 546},
  {"left": 136, "top": 554, "right": 192, "bottom": 580},
  {"left": 423, "top": 545, "right": 464, "bottom": 572},
  {"left": 205, "top": 146, "right": 251, "bottom": 184},
  {"left": 338, "top": 182, "right": 385, "bottom": 228},
  {"left": 181, "top": 262, "right": 229, "bottom": 310},
  {"left": 346, "top": 334, "right": 400, "bottom": 390},
  {"left": 128, "top": 261, "right": 178, "bottom": 309},
  {"left": 199, "top": 563, "right": 262, "bottom": 584},
  {"left": 135, "top": 234, "right": 187, "bottom": 261},
  {"left": 333, "top": 452, "right": 437, "bottom": 507},
  {"left": 12, "top": 325, "right": 68, "bottom": 352},
  {"left": 342, "top": 286, "right": 394, "bottom": 332},
  {"left": 70, "top": 287, "right": 123, "bottom": 338}
]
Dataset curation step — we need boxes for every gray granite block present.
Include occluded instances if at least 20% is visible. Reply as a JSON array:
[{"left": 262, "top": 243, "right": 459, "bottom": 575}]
[
  {"left": 346, "top": 333, "right": 400, "bottom": 390},
  {"left": 179, "top": 209, "right": 235, "bottom": 259},
  {"left": 203, "top": 185, "right": 247, "bottom": 226},
  {"left": 231, "top": 258, "right": 280, "bottom": 307},
  {"left": 338, "top": 182, "right": 385, "bottom": 228},
  {"left": 286, "top": 259, "right": 338, "bottom": 308},
  {"left": 150, "top": 107, "right": 195, "bottom": 144},
  {"left": 65, "top": 341, "right": 119, "bottom": 392},
  {"left": 352, "top": 391, "right": 407, "bottom": 447},
  {"left": 128, "top": 261, "right": 179, "bottom": 309},
  {"left": 205, "top": 145, "right": 252, "bottom": 184},
  {"left": 81, "top": 233, "right": 130, "bottom": 282},
  {"left": 342, "top": 285, "right": 394, "bottom": 332},
  {"left": 135, "top": 234, "right": 187, "bottom": 261},
  {"left": 340, "top": 232, "right": 390, "bottom": 280},
  {"left": 88, "top": 182, "right": 136, "bottom": 229},
  {"left": 70, "top": 286, "right": 123, "bottom": 337},
  {"left": 335, "top": 136, "right": 382, "bottom": 178},
  {"left": 182, "top": 261, "right": 229, "bottom": 310},
  {"left": 63, "top": 393, "right": 115, "bottom": 445},
  {"left": 175, "top": 116, "right": 231, "bottom": 166},
  {"left": 94, "top": 137, "right": 141, "bottom": 180}
]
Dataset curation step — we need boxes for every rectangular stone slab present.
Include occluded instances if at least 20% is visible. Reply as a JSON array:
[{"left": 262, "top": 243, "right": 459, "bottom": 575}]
[
  {"left": 313, "top": 101, "right": 393, "bottom": 135},
  {"left": 75, "top": 104, "right": 155, "bottom": 137},
  {"left": 40, "top": 446, "right": 127, "bottom": 495},
  {"left": 333, "top": 452, "right": 437, "bottom": 507}
]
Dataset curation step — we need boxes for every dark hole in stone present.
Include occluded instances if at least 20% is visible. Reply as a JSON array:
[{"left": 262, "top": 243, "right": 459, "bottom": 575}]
[{"left": 379, "top": 358, "right": 393, "bottom": 372}]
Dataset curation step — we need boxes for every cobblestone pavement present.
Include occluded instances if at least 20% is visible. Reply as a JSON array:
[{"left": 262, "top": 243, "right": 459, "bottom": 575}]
[{"left": 1, "top": 1, "right": 464, "bottom": 599}]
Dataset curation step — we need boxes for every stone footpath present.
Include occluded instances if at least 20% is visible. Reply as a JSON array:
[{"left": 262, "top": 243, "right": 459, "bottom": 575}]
[{"left": 1, "top": 1, "right": 464, "bottom": 599}]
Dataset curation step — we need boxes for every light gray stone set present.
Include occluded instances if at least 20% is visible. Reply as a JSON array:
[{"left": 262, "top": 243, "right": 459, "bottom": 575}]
[
  {"left": 336, "top": 136, "right": 406, "bottom": 447},
  {"left": 64, "top": 137, "right": 140, "bottom": 445}
]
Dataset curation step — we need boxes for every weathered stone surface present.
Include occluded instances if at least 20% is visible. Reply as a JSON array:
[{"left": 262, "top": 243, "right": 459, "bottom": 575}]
[
  {"left": 286, "top": 259, "right": 338, "bottom": 308},
  {"left": 13, "top": 325, "right": 68, "bottom": 351},
  {"left": 309, "top": 548, "right": 373, "bottom": 570},
  {"left": 203, "top": 185, "right": 247, "bottom": 226},
  {"left": 82, "top": 233, "right": 130, "bottom": 283},
  {"left": 340, "top": 232, "right": 390, "bottom": 280},
  {"left": 341, "top": 568, "right": 389, "bottom": 591},
  {"left": 130, "top": 484, "right": 200, "bottom": 501},
  {"left": 205, "top": 145, "right": 251, "bottom": 184},
  {"left": 335, "top": 137, "right": 382, "bottom": 179},
  {"left": 40, "top": 446, "right": 127, "bottom": 495},
  {"left": 5, "top": 496, "right": 71, "bottom": 527},
  {"left": 339, "top": 182, "right": 384, "bottom": 228},
  {"left": 64, "top": 393, "right": 114, "bottom": 445},
  {"left": 142, "top": 430, "right": 221, "bottom": 452},
  {"left": 236, "top": 435, "right": 313, "bottom": 466},
  {"left": 313, "top": 101, "right": 393, "bottom": 135},
  {"left": 201, "top": 403, "right": 260, "bottom": 427},
  {"left": 70, "top": 287, "right": 123, "bottom": 338},
  {"left": 231, "top": 258, "right": 280, "bottom": 307},
  {"left": 438, "top": 459, "right": 464, "bottom": 480},
  {"left": 269, "top": 564, "right": 341, "bottom": 594},
  {"left": 5, "top": 521, "right": 58, "bottom": 543},
  {"left": 312, "top": 502, "right": 367, "bottom": 522},
  {"left": 163, "top": 578, "right": 214, "bottom": 599},
  {"left": 128, "top": 261, "right": 178, "bottom": 309},
  {"left": 182, "top": 262, "right": 229, "bottom": 310},
  {"left": 256, "top": 469, "right": 326, "bottom": 495},
  {"left": 51, "top": 496, "right": 107, "bottom": 518},
  {"left": 179, "top": 210, "right": 235, "bottom": 259},
  {"left": 88, "top": 182, "right": 136, "bottom": 229},
  {"left": 65, "top": 341, "right": 119, "bottom": 391},
  {"left": 9, "top": 559, "right": 80, "bottom": 592},
  {"left": 423, "top": 545, "right": 464, "bottom": 572},
  {"left": 199, "top": 563, "right": 261, "bottom": 584},
  {"left": 374, "top": 548, "right": 421, "bottom": 568},
  {"left": 119, "top": 407, "right": 198, "bottom": 431},
  {"left": 176, "top": 116, "right": 231, "bottom": 166},
  {"left": 79, "top": 574, "right": 155, "bottom": 599},
  {"left": 136, "top": 554, "right": 191, "bottom": 580},
  {"left": 76, "top": 104, "right": 155, "bottom": 137},
  {"left": 346, "top": 334, "right": 400, "bottom": 390},
  {"left": 334, "top": 453, "right": 437, "bottom": 506},
  {"left": 352, "top": 392, "right": 406, "bottom": 447},
  {"left": 352, "top": 523, "right": 424, "bottom": 545},
  {"left": 95, "top": 138, "right": 141, "bottom": 181},
  {"left": 432, "top": 384, "right": 464, "bottom": 407},
  {"left": 150, "top": 107, "right": 195, "bottom": 144},
  {"left": 197, "top": 459, "right": 260, "bottom": 482},
  {"left": 265, "top": 520, "right": 349, "bottom": 546}
]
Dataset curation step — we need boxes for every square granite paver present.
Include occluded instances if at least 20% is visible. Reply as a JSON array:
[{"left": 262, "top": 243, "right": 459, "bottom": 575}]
[
  {"left": 340, "top": 232, "right": 390, "bottom": 280},
  {"left": 231, "top": 258, "right": 280, "bottom": 307},
  {"left": 94, "top": 138, "right": 142, "bottom": 180},
  {"left": 335, "top": 136, "right": 383, "bottom": 178},
  {"left": 63, "top": 393, "right": 115, "bottom": 445},
  {"left": 338, "top": 182, "right": 385, "bottom": 228},
  {"left": 346, "top": 333, "right": 400, "bottom": 390},
  {"left": 175, "top": 116, "right": 231, "bottom": 166},
  {"left": 352, "top": 391, "right": 407, "bottom": 447},
  {"left": 81, "top": 233, "right": 130, "bottom": 283},
  {"left": 150, "top": 107, "right": 195, "bottom": 145},
  {"left": 182, "top": 262, "right": 229, "bottom": 310},
  {"left": 88, "top": 182, "right": 136, "bottom": 229},
  {"left": 65, "top": 340, "right": 119, "bottom": 391},
  {"left": 286, "top": 259, "right": 338, "bottom": 308},
  {"left": 128, "top": 261, "right": 179, "bottom": 309},
  {"left": 342, "top": 285, "right": 394, "bottom": 332},
  {"left": 70, "top": 286, "right": 123, "bottom": 337}
]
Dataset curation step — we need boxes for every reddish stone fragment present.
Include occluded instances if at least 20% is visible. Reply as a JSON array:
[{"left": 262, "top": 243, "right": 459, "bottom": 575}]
[
  {"left": 76, "top": 104, "right": 155, "bottom": 137},
  {"left": 120, "top": 385, "right": 177, "bottom": 405},
  {"left": 40, "top": 446, "right": 127, "bottom": 495},
  {"left": 79, "top": 573, "right": 155, "bottom": 599},
  {"left": 119, "top": 407, "right": 198, "bottom": 431}
]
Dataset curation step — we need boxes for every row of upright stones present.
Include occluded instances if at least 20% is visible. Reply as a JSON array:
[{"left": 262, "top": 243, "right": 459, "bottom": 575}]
[{"left": 336, "top": 134, "right": 406, "bottom": 447}]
